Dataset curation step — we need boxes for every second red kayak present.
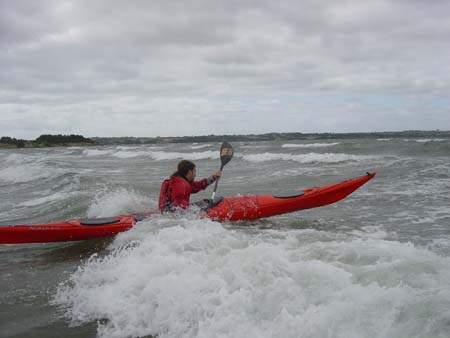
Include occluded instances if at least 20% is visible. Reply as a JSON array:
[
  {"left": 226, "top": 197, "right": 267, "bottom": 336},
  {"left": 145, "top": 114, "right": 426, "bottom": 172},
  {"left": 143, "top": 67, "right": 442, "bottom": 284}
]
[{"left": 0, "top": 173, "right": 375, "bottom": 244}]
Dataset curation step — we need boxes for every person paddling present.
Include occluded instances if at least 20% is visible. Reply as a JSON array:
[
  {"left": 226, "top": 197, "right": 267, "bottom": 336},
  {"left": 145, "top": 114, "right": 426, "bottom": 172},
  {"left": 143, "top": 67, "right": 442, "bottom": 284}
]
[{"left": 159, "top": 160, "right": 222, "bottom": 212}]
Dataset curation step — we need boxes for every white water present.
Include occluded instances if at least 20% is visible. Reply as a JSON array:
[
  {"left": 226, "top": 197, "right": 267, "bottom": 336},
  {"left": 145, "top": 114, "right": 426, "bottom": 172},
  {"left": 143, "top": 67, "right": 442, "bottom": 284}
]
[
  {"left": 19, "top": 192, "right": 81, "bottom": 207},
  {"left": 241, "top": 152, "right": 373, "bottom": 164},
  {"left": 190, "top": 144, "right": 212, "bottom": 149},
  {"left": 76, "top": 146, "right": 378, "bottom": 166},
  {"left": 86, "top": 188, "right": 155, "bottom": 218},
  {"left": 0, "top": 165, "right": 62, "bottom": 183},
  {"left": 54, "top": 216, "right": 450, "bottom": 338},
  {"left": 281, "top": 143, "right": 340, "bottom": 148},
  {"left": 83, "top": 149, "right": 116, "bottom": 157},
  {"left": 0, "top": 154, "right": 65, "bottom": 183},
  {"left": 82, "top": 148, "right": 219, "bottom": 161},
  {"left": 413, "top": 139, "right": 448, "bottom": 143}
]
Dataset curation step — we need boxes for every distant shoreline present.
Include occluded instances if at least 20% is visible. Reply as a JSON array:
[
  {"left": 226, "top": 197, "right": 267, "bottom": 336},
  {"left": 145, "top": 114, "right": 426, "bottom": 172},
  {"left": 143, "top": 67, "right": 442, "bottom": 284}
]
[
  {"left": 91, "top": 130, "right": 450, "bottom": 146},
  {"left": 1, "top": 130, "right": 449, "bottom": 148}
]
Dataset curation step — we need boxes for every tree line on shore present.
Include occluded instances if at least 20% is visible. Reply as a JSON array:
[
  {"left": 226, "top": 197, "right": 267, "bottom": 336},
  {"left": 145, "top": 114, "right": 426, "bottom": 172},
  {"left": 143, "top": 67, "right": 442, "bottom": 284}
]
[
  {"left": 0, "top": 136, "right": 26, "bottom": 148},
  {"left": 0, "top": 134, "right": 94, "bottom": 148}
]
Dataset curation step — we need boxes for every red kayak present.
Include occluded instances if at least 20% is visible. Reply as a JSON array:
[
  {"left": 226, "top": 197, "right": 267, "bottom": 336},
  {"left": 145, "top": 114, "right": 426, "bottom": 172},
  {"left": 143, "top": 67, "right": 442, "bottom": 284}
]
[
  {"left": 207, "top": 172, "right": 375, "bottom": 221},
  {"left": 0, "top": 173, "right": 375, "bottom": 244}
]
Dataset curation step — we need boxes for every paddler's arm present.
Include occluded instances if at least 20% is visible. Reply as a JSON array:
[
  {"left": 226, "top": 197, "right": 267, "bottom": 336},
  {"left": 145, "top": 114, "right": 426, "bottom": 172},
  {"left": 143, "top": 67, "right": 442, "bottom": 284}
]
[{"left": 191, "top": 170, "right": 222, "bottom": 193}]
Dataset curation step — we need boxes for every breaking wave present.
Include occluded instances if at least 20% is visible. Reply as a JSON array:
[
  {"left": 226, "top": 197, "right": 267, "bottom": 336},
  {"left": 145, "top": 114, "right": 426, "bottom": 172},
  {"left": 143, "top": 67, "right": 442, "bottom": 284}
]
[
  {"left": 0, "top": 154, "right": 66, "bottom": 183},
  {"left": 241, "top": 152, "right": 372, "bottom": 164},
  {"left": 86, "top": 188, "right": 155, "bottom": 218},
  {"left": 53, "top": 218, "right": 450, "bottom": 338},
  {"left": 281, "top": 143, "right": 340, "bottom": 148},
  {"left": 82, "top": 148, "right": 219, "bottom": 161}
]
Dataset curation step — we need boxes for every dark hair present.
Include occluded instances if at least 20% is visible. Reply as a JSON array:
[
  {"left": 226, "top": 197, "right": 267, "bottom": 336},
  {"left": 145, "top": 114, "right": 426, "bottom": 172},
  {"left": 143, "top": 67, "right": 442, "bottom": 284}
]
[{"left": 171, "top": 160, "right": 196, "bottom": 178}]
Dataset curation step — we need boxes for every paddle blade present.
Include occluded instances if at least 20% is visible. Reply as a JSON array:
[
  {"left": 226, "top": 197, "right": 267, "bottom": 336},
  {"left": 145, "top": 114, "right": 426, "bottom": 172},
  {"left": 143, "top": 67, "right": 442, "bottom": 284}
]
[{"left": 220, "top": 142, "right": 234, "bottom": 168}]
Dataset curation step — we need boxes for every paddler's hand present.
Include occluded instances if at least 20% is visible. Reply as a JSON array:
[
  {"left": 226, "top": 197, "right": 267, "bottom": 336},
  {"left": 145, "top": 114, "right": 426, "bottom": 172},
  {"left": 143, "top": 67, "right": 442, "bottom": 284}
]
[
  {"left": 207, "top": 170, "right": 222, "bottom": 185},
  {"left": 213, "top": 170, "right": 222, "bottom": 180}
]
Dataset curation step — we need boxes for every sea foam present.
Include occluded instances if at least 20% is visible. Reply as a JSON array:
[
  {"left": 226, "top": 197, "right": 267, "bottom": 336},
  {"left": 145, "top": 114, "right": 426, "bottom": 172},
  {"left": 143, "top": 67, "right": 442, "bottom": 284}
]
[{"left": 54, "top": 218, "right": 450, "bottom": 338}]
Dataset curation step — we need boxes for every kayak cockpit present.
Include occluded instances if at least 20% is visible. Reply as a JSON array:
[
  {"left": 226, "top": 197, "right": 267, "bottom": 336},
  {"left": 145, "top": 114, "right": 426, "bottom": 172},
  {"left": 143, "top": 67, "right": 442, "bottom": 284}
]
[
  {"left": 272, "top": 191, "right": 305, "bottom": 199},
  {"left": 80, "top": 217, "right": 121, "bottom": 226},
  {"left": 193, "top": 196, "right": 224, "bottom": 211}
]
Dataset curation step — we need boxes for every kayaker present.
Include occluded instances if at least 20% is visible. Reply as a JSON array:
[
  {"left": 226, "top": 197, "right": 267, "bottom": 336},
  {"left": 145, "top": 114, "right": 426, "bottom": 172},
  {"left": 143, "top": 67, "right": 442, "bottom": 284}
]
[{"left": 159, "top": 160, "right": 222, "bottom": 212}]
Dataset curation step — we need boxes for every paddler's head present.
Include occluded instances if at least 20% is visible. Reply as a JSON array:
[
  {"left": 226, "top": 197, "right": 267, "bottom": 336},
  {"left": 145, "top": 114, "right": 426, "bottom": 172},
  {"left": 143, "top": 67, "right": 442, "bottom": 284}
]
[{"left": 175, "top": 160, "right": 196, "bottom": 182}]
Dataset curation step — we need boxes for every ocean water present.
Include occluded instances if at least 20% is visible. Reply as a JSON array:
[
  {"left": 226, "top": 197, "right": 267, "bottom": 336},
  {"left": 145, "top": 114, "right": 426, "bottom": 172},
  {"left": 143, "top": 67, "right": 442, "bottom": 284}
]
[{"left": 0, "top": 139, "right": 449, "bottom": 338}]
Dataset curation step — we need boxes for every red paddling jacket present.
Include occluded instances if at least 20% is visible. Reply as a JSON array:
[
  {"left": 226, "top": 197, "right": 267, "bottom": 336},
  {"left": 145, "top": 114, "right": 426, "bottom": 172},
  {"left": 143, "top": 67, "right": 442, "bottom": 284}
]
[{"left": 159, "top": 176, "right": 215, "bottom": 212}]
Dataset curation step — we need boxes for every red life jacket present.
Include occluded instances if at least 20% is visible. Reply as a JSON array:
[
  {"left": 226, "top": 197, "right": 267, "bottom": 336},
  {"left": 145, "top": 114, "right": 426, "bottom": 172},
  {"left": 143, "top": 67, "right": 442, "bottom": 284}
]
[
  {"left": 158, "top": 176, "right": 209, "bottom": 212},
  {"left": 158, "top": 179, "right": 172, "bottom": 212}
]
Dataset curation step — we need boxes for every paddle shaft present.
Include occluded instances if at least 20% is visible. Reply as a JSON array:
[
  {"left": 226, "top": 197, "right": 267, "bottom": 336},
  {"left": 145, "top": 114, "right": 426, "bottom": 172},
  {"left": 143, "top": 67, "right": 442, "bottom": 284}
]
[{"left": 211, "top": 164, "right": 224, "bottom": 200}]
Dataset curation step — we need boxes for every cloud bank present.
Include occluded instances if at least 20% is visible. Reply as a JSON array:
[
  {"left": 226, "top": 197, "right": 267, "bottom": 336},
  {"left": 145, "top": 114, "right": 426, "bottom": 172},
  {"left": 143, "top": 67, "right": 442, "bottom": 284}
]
[{"left": 1, "top": 0, "right": 449, "bottom": 138}]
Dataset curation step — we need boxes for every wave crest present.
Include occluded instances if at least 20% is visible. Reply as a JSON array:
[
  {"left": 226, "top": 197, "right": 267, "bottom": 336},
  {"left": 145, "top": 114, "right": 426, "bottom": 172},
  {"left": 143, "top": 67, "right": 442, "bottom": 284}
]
[
  {"left": 242, "top": 152, "right": 371, "bottom": 163},
  {"left": 282, "top": 143, "right": 340, "bottom": 148}
]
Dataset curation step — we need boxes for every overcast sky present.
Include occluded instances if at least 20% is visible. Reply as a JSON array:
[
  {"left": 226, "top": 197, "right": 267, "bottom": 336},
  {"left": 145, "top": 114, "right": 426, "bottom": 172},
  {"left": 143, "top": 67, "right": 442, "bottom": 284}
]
[{"left": 1, "top": 0, "right": 449, "bottom": 139}]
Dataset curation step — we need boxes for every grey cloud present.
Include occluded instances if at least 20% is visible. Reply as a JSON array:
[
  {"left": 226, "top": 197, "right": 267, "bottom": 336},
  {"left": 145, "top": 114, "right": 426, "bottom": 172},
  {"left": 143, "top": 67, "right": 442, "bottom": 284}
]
[{"left": 0, "top": 0, "right": 449, "bottom": 138}]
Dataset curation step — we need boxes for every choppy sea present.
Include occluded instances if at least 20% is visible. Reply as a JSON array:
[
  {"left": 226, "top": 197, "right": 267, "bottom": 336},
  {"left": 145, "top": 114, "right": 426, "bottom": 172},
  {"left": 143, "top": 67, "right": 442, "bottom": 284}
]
[{"left": 1, "top": 138, "right": 450, "bottom": 338}]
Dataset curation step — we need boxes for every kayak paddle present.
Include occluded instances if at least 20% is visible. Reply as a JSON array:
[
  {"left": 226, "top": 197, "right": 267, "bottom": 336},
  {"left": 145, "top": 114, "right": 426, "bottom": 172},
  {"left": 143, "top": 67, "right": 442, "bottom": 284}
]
[{"left": 211, "top": 142, "right": 234, "bottom": 200}]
